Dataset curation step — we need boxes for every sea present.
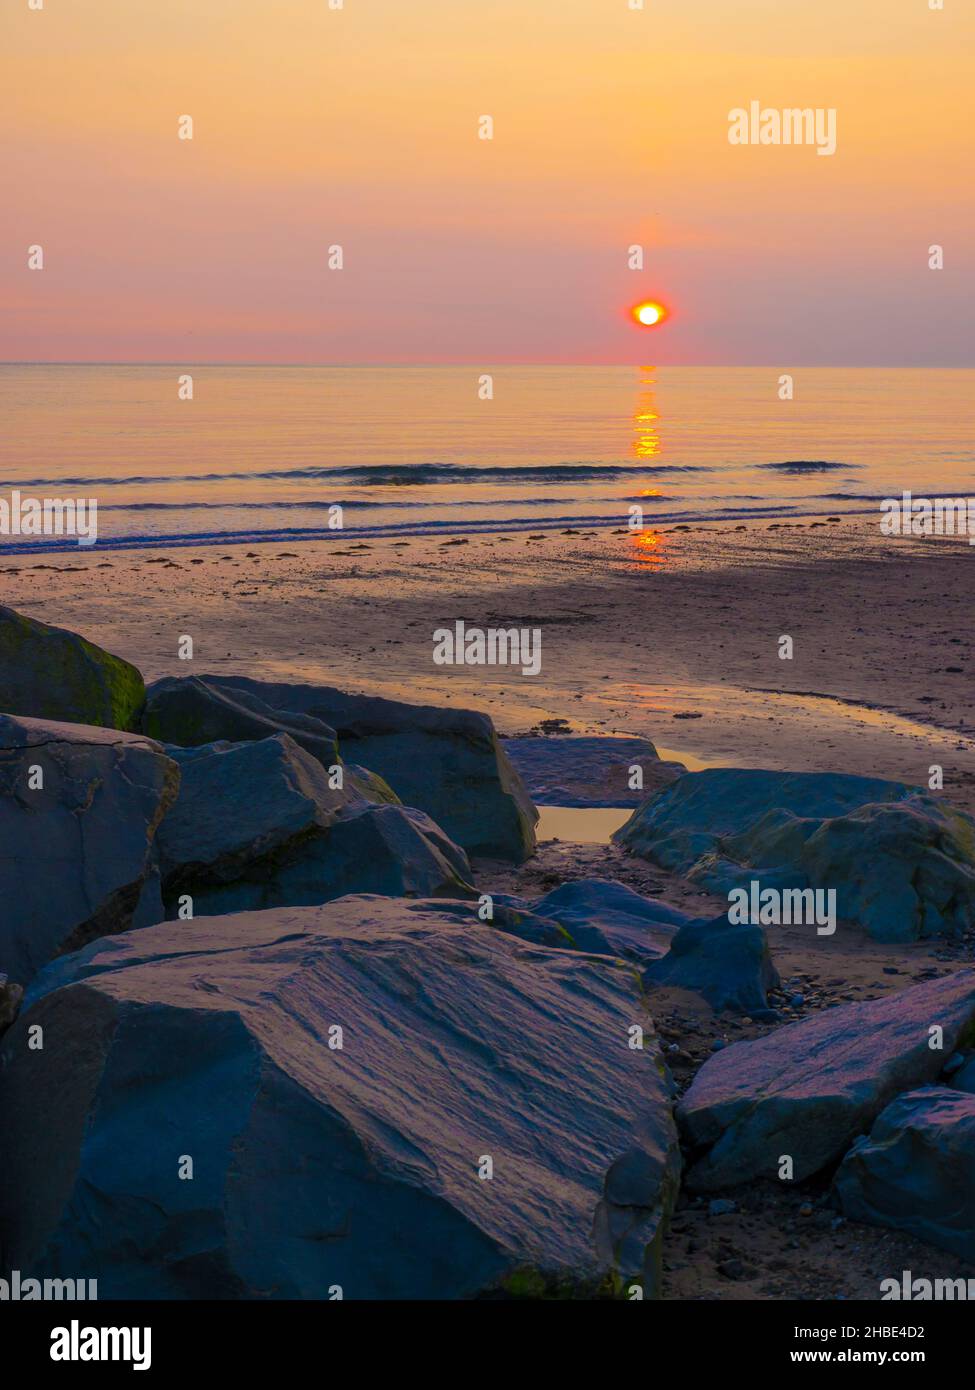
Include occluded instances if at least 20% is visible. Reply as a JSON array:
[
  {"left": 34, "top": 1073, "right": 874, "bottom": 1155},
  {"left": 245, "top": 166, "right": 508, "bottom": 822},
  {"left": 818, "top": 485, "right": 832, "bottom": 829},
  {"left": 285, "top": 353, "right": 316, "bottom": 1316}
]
[{"left": 1, "top": 365, "right": 973, "bottom": 553}]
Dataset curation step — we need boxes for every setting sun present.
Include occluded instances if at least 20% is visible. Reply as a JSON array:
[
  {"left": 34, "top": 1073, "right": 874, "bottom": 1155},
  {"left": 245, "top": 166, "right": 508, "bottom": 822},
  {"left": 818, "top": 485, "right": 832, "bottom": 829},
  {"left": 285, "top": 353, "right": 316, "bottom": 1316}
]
[{"left": 631, "top": 301, "right": 669, "bottom": 328}]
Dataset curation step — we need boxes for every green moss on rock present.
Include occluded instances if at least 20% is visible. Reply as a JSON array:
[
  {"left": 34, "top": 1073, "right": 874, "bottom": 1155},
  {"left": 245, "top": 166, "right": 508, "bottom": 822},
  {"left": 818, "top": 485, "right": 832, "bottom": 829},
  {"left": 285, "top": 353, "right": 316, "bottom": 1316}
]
[{"left": 0, "top": 606, "right": 145, "bottom": 731}]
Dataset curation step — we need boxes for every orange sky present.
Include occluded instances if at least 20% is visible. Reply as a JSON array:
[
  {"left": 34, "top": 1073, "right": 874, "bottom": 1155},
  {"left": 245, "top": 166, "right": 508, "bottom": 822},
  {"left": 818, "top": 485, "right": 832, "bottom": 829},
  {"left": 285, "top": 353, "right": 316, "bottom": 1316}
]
[{"left": 2, "top": 0, "right": 973, "bottom": 363}]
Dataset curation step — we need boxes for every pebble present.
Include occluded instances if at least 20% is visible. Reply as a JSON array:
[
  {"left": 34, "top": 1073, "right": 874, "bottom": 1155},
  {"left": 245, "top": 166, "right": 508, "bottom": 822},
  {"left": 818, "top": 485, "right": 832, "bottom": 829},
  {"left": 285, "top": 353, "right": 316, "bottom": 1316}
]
[{"left": 708, "top": 1199, "right": 737, "bottom": 1217}]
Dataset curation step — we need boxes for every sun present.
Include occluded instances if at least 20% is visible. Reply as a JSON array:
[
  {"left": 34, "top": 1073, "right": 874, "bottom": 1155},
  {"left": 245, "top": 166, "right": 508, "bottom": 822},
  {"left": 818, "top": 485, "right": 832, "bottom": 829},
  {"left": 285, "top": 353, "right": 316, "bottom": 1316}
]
[{"left": 631, "top": 300, "right": 669, "bottom": 328}]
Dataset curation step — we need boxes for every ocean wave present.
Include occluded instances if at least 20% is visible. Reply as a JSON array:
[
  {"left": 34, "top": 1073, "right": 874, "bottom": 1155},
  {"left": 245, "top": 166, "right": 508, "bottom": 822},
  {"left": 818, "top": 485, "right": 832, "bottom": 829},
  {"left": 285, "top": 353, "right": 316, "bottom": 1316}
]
[
  {"left": 757, "top": 461, "right": 862, "bottom": 474},
  {"left": 93, "top": 495, "right": 621, "bottom": 512},
  {"left": 0, "top": 461, "right": 713, "bottom": 489},
  {"left": 0, "top": 502, "right": 878, "bottom": 555}
]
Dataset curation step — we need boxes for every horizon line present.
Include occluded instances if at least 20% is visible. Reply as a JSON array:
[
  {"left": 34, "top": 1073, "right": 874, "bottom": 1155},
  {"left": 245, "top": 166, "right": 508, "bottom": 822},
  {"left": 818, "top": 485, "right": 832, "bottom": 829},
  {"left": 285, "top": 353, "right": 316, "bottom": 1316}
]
[{"left": 1, "top": 361, "right": 973, "bottom": 371}]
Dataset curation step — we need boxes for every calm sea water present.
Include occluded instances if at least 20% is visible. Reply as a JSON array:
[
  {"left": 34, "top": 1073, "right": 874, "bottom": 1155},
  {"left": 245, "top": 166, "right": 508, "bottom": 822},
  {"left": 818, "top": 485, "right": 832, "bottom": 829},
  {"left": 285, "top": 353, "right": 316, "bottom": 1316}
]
[{"left": 1, "top": 366, "right": 973, "bottom": 552}]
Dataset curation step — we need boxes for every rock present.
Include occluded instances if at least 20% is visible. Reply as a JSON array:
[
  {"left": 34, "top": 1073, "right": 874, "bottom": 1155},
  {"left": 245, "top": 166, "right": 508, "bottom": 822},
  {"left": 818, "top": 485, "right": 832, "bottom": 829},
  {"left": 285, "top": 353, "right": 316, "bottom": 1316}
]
[
  {"left": 949, "top": 1056, "right": 975, "bottom": 1094},
  {"left": 0, "top": 975, "right": 23, "bottom": 1034},
  {"left": 1, "top": 899, "right": 681, "bottom": 1299},
  {"left": 835, "top": 1086, "right": 975, "bottom": 1261},
  {"left": 343, "top": 762, "right": 400, "bottom": 806},
  {"left": 143, "top": 675, "right": 339, "bottom": 768},
  {"left": 708, "top": 1198, "right": 737, "bottom": 1217},
  {"left": 0, "top": 715, "right": 178, "bottom": 986},
  {"left": 502, "top": 736, "right": 683, "bottom": 808},
  {"left": 146, "top": 675, "right": 537, "bottom": 862},
  {"left": 615, "top": 768, "right": 975, "bottom": 942},
  {"left": 677, "top": 968, "right": 975, "bottom": 1189},
  {"left": 0, "top": 605, "right": 145, "bottom": 731},
  {"left": 643, "top": 914, "right": 779, "bottom": 1014},
  {"left": 530, "top": 879, "right": 690, "bottom": 962},
  {"left": 616, "top": 767, "right": 908, "bottom": 870},
  {"left": 487, "top": 885, "right": 775, "bottom": 1008},
  {"left": 156, "top": 734, "right": 474, "bottom": 914}
]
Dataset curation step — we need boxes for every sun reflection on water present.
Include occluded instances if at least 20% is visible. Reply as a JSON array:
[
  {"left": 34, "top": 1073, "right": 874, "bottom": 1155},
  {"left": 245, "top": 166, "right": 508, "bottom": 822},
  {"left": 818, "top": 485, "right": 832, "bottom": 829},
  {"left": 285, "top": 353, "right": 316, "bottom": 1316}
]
[{"left": 632, "top": 367, "right": 662, "bottom": 460}]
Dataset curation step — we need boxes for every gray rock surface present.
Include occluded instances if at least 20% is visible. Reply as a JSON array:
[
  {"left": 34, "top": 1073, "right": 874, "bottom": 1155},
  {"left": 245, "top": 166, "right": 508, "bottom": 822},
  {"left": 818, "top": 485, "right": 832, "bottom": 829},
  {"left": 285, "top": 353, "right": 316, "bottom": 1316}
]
[
  {"left": 2, "top": 899, "right": 681, "bottom": 1299},
  {"left": 615, "top": 768, "right": 975, "bottom": 942},
  {"left": 143, "top": 675, "right": 339, "bottom": 768},
  {"left": 531, "top": 878, "right": 689, "bottom": 962},
  {"left": 188, "top": 675, "right": 538, "bottom": 862},
  {"left": 0, "top": 605, "right": 145, "bottom": 730},
  {"left": 835, "top": 1085, "right": 975, "bottom": 1261},
  {"left": 677, "top": 968, "right": 975, "bottom": 1189},
  {"left": 643, "top": 913, "right": 779, "bottom": 1014},
  {"left": 0, "top": 974, "right": 23, "bottom": 1035},
  {"left": 502, "top": 736, "right": 683, "bottom": 807},
  {"left": 156, "top": 734, "right": 474, "bottom": 913},
  {"left": 950, "top": 1055, "right": 975, "bottom": 1094},
  {"left": 0, "top": 715, "right": 178, "bottom": 986}
]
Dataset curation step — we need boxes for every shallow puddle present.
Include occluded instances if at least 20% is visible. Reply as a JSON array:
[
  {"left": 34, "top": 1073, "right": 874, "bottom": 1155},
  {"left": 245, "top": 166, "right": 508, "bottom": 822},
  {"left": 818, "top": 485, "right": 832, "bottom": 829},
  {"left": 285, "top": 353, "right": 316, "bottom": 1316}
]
[{"left": 535, "top": 806, "right": 633, "bottom": 844}]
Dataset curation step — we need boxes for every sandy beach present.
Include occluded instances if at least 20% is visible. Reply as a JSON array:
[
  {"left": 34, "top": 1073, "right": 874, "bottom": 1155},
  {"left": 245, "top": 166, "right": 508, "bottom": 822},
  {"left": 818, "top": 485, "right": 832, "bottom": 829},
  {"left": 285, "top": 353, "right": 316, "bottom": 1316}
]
[{"left": 6, "top": 513, "right": 973, "bottom": 806}]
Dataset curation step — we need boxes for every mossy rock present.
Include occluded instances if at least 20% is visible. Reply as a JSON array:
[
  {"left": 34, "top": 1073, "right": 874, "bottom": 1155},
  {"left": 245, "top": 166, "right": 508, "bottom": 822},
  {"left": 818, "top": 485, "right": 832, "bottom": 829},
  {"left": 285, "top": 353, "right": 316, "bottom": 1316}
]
[{"left": 0, "top": 606, "right": 145, "bottom": 731}]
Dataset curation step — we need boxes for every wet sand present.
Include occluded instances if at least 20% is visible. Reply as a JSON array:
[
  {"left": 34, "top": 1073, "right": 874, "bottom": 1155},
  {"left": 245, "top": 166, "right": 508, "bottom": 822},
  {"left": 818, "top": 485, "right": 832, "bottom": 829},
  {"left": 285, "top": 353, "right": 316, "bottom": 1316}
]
[{"left": 5, "top": 512, "right": 973, "bottom": 808}]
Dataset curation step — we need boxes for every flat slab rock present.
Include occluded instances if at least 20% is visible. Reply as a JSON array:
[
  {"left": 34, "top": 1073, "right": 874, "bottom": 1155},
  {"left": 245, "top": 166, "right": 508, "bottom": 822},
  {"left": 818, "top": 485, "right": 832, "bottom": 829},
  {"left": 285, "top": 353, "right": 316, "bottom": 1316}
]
[
  {"left": 502, "top": 736, "right": 683, "bottom": 808},
  {"left": 678, "top": 967, "right": 975, "bottom": 1189},
  {"left": 1, "top": 898, "right": 681, "bottom": 1299}
]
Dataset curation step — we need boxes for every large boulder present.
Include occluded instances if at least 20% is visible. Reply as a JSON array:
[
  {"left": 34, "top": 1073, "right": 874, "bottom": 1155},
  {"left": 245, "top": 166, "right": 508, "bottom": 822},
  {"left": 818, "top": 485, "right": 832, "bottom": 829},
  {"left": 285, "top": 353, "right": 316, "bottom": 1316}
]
[
  {"left": 143, "top": 675, "right": 339, "bottom": 768},
  {"left": 0, "top": 715, "right": 178, "bottom": 986},
  {"left": 615, "top": 768, "right": 975, "bottom": 943},
  {"left": 0, "top": 899, "right": 681, "bottom": 1299},
  {"left": 0, "top": 605, "right": 145, "bottom": 730},
  {"left": 502, "top": 736, "right": 683, "bottom": 808},
  {"left": 156, "top": 734, "right": 473, "bottom": 913},
  {"left": 835, "top": 1086, "right": 975, "bottom": 1262},
  {"left": 643, "top": 914, "right": 779, "bottom": 1014},
  {"left": 155, "top": 675, "right": 537, "bottom": 862},
  {"left": 530, "top": 879, "right": 689, "bottom": 962},
  {"left": 677, "top": 968, "right": 975, "bottom": 1190}
]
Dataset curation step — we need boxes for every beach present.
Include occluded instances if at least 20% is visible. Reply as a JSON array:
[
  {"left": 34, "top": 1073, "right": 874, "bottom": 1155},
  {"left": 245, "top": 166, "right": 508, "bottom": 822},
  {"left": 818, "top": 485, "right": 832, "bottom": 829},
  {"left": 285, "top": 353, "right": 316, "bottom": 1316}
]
[
  {"left": 6, "top": 513, "right": 973, "bottom": 805},
  {"left": 4, "top": 509, "right": 975, "bottom": 1301}
]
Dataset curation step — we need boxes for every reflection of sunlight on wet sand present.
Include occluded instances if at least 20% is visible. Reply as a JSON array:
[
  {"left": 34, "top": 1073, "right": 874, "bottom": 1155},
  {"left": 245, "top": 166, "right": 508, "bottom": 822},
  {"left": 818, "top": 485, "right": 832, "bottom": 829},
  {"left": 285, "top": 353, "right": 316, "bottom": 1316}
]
[
  {"left": 653, "top": 745, "right": 727, "bottom": 772},
  {"left": 596, "top": 681, "right": 975, "bottom": 772},
  {"left": 628, "top": 528, "right": 669, "bottom": 566}
]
